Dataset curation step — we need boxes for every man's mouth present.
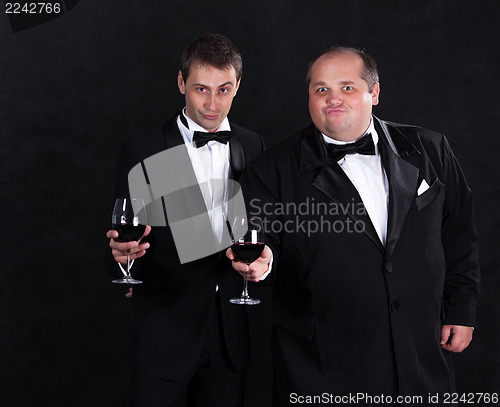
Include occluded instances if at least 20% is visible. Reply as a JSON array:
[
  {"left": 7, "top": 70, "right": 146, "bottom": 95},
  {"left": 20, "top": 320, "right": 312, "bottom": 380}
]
[
  {"left": 203, "top": 114, "right": 219, "bottom": 120},
  {"left": 325, "top": 107, "right": 346, "bottom": 115}
]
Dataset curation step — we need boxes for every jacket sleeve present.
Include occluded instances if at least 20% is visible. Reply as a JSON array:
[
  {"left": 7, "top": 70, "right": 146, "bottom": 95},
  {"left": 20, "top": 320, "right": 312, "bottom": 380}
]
[{"left": 440, "top": 135, "right": 480, "bottom": 327}]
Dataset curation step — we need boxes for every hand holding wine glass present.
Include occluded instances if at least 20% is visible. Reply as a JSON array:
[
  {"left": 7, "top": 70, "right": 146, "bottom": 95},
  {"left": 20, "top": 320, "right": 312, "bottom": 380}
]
[
  {"left": 107, "top": 227, "right": 151, "bottom": 265},
  {"left": 109, "top": 198, "right": 148, "bottom": 284},
  {"left": 226, "top": 244, "right": 272, "bottom": 282}
]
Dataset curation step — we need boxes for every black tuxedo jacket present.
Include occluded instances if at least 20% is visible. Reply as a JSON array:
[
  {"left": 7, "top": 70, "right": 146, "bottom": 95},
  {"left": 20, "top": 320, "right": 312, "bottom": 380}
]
[
  {"left": 105, "top": 114, "right": 265, "bottom": 380},
  {"left": 240, "top": 116, "right": 480, "bottom": 398}
]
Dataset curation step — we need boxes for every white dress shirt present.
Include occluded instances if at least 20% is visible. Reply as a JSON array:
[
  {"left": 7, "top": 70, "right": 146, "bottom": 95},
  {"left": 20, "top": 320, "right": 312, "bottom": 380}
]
[{"left": 322, "top": 119, "right": 389, "bottom": 245}]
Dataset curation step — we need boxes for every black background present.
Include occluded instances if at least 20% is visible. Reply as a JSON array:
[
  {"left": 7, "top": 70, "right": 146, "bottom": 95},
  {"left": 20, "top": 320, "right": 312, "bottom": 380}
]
[{"left": 1, "top": 1, "right": 499, "bottom": 406}]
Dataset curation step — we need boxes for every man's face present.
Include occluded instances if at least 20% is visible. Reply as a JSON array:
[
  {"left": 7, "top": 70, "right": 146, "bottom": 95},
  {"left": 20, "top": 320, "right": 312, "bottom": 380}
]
[
  {"left": 308, "top": 53, "right": 380, "bottom": 142},
  {"left": 178, "top": 64, "right": 240, "bottom": 132}
]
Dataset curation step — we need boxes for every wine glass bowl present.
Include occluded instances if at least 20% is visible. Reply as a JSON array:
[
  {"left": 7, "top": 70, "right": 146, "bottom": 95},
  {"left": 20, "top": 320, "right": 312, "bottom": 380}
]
[{"left": 230, "top": 241, "right": 265, "bottom": 265}]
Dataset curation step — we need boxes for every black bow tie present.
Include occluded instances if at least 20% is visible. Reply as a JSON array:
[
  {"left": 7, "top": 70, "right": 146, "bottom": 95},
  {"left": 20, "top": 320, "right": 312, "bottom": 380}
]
[
  {"left": 326, "top": 134, "right": 376, "bottom": 162},
  {"left": 193, "top": 130, "right": 232, "bottom": 148}
]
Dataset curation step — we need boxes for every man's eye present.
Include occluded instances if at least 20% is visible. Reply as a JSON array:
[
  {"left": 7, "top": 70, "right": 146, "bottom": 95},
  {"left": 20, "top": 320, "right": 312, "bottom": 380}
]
[
  {"left": 343, "top": 86, "right": 353, "bottom": 91},
  {"left": 317, "top": 87, "right": 327, "bottom": 92},
  {"left": 197, "top": 87, "right": 207, "bottom": 92},
  {"left": 219, "top": 88, "right": 229, "bottom": 94}
]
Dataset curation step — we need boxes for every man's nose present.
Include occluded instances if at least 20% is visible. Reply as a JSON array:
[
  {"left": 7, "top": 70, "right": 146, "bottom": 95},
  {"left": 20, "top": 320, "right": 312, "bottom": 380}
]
[
  {"left": 205, "top": 94, "right": 217, "bottom": 110},
  {"left": 327, "top": 91, "right": 342, "bottom": 105}
]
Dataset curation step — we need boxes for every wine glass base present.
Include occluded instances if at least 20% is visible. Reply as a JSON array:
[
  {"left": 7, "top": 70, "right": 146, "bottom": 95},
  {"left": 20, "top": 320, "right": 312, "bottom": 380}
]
[
  {"left": 229, "top": 297, "right": 260, "bottom": 305},
  {"left": 112, "top": 278, "right": 143, "bottom": 284}
]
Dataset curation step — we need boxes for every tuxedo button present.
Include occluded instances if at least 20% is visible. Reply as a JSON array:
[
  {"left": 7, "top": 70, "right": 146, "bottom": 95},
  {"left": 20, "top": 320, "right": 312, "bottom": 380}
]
[
  {"left": 391, "top": 301, "right": 400, "bottom": 312},
  {"left": 385, "top": 262, "right": 393, "bottom": 273}
]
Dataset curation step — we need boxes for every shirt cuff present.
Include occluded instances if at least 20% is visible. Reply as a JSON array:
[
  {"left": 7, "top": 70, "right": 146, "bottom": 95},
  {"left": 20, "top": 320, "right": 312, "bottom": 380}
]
[{"left": 258, "top": 252, "right": 273, "bottom": 281}]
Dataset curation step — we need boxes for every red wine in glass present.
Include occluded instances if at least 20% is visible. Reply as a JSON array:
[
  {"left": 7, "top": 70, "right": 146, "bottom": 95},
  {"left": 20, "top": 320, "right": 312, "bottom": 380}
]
[
  {"left": 231, "top": 242, "right": 265, "bottom": 264},
  {"left": 112, "top": 224, "right": 147, "bottom": 243}
]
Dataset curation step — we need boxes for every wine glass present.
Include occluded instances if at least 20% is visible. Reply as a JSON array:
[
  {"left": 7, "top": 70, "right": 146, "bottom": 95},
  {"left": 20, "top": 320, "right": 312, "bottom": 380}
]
[
  {"left": 229, "top": 216, "right": 264, "bottom": 305},
  {"left": 111, "top": 198, "right": 147, "bottom": 284}
]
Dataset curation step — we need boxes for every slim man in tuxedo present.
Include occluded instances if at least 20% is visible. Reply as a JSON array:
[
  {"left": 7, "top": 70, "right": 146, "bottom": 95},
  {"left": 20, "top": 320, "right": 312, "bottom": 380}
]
[
  {"left": 228, "top": 47, "right": 480, "bottom": 405},
  {"left": 105, "top": 33, "right": 267, "bottom": 406}
]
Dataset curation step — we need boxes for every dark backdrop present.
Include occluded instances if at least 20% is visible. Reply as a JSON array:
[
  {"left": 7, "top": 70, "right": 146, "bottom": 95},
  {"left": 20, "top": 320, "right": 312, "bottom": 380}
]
[{"left": 1, "top": 1, "right": 499, "bottom": 406}]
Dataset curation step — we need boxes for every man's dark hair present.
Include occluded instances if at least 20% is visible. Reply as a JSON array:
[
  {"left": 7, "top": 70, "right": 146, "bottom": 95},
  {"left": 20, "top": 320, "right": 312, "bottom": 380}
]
[
  {"left": 180, "top": 33, "right": 243, "bottom": 82},
  {"left": 306, "top": 46, "right": 379, "bottom": 92}
]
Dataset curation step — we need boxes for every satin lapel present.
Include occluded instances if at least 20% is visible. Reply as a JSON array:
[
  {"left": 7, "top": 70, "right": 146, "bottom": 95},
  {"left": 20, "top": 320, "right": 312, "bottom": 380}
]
[
  {"left": 163, "top": 114, "right": 185, "bottom": 149},
  {"left": 312, "top": 160, "right": 384, "bottom": 253},
  {"left": 229, "top": 131, "right": 245, "bottom": 181},
  {"left": 375, "top": 118, "right": 420, "bottom": 259}
]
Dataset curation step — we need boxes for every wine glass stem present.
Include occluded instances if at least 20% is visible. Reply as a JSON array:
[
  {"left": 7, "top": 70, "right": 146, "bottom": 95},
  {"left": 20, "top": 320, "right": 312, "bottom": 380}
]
[
  {"left": 242, "top": 274, "right": 249, "bottom": 299},
  {"left": 126, "top": 251, "right": 131, "bottom": 279}
]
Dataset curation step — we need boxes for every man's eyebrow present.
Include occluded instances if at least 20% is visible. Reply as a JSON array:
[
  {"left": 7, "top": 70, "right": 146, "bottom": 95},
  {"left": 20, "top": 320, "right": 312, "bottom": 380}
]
[
  {"left": 192, "top": 81, "right": 234, "bottom": 88},
  {"left": 310, "top": 81, "right": 327, "bottom": 87},
  {"left": 310, "top": 80, "right": 356, "bottom": 87}
]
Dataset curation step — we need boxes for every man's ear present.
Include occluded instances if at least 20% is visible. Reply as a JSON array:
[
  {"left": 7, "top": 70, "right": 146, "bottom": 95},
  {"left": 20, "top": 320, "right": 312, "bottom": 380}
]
[
  {"left": 234, "top": 78, "right": 241, "bottom": 96},
  {"left": 371, "top": 82, "right": 380, "bottom": 106},
  {"left": 178, "top": 70, "right": 186, "bottom": 95}
]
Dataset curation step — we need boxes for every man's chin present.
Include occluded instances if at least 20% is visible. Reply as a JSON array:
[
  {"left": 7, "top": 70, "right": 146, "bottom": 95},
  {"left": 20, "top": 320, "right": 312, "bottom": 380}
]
[{"left": 200, "top": 119, "right": 223, "bottom": 132}]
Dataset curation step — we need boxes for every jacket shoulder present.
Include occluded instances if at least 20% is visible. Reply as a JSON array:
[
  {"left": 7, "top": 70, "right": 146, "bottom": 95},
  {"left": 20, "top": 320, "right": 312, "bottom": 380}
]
[
  {"left": 121, "top": 116, "right": 177, "bottom": 159},
  {"left": 381, "top": 119, "right": 444, "bottom": 144},
  {"left": 229, "top": 122, "right": 266, "bottom": 162},
  {"left": 230, "top": 123, "right": 262, "bottom": 140},
  {"left": 251, "top": 128, "right": 304, "bottom": 164}
]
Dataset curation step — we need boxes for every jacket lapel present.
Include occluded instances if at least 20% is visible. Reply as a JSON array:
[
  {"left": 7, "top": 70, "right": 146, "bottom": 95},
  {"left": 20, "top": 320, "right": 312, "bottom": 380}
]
[
  {"left": 374, "top": 117, "right": 420, "bottom": 259},
  {"left": 163, "top": 113, "right": 185, "bottom": 149},
  {"left": 301, "top": 125, "right": 384, "bottom": 252},
  {"left": 229, "top": 132, "right": 245, "bottom": 181},
  {"left": 314, "top": 164, "right": 384, "bottom": 252}
]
